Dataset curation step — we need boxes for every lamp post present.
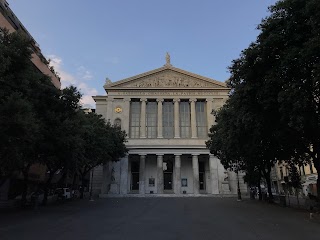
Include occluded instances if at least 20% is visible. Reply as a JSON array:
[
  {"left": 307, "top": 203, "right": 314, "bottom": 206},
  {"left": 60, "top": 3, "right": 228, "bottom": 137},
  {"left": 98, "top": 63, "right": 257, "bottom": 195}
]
[
  {"left": 89, "top": 168, "right": 94, "bottom": 201},
  {"left": 233, "top": 162, "right": 242, "bottom": 201}
]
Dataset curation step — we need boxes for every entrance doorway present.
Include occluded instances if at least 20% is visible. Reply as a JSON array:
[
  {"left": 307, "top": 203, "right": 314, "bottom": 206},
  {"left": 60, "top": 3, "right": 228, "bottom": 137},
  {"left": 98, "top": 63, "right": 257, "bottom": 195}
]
[
  {"left": 131, "top": 160, "right": 139, "bottom": 191},
  {"left": 199, "top": 161, "right": 206, "bottom": 191},
  {"left": 163, "top": 157, "right": 173, "bottom": 191}
]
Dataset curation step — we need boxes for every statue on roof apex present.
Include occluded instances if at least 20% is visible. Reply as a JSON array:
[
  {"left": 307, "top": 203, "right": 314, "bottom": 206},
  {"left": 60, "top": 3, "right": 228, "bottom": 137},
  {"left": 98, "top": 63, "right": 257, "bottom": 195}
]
[
  {"left": 165, "top": 52, "right": 172, "bottom": 66},
  {"left": 105, "top": 77, "right": 112, "bottom": 85}
]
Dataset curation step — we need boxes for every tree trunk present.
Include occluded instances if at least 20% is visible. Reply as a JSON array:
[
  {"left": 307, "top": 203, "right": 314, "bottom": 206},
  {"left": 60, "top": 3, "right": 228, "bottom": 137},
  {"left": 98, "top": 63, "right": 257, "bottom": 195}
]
[
  {"left": 296, "top": 189, "right": 300, "bottom": 207},
  {"left": 0, "top": 174, "right": 11, "bottom": 188},
  {"left": 258, "top": 184, "right": 262, "bottom": 201},
  {"left": 21, "top": 171, "right": 29, "bottom": 207},
  {"left": 263, "top": 168, "right": 273, "bottom": 201},
  {"left": 42, "top": 172, "right": 54, "bottom": 206},
  {"left": 72, "top": 172, "right": 78, "bottom": 190},
  {"left": 57, "top": 170, "right": 67, "bottom": 187},
  {"left": 80, "top": 175, "right": 85, "bottom": 199}
]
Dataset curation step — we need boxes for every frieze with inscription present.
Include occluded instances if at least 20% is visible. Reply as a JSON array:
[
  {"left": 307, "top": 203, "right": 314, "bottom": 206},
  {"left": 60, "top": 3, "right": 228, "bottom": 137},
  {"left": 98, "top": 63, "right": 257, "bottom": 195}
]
[{"left": 109, "top": 91, "right": 228, "bottom": 96}]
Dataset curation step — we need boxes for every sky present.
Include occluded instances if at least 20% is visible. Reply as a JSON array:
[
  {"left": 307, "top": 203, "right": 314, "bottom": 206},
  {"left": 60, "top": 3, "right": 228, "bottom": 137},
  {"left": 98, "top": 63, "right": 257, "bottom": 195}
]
[{"left": 8, "top": 0, "right": 278, "bottom": 107}]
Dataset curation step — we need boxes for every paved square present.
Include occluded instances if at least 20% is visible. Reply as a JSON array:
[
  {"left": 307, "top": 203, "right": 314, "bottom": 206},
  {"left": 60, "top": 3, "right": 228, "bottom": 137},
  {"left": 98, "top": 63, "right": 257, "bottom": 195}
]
[{"left": 0, "top": 198, "right": 319, "bottom": 240}]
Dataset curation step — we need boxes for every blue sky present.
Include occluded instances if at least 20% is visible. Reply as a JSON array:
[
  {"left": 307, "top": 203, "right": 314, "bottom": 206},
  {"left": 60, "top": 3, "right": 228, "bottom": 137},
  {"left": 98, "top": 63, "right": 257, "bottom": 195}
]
[{"left": 8, "top": 0, "right": 278, "bottom": 107}]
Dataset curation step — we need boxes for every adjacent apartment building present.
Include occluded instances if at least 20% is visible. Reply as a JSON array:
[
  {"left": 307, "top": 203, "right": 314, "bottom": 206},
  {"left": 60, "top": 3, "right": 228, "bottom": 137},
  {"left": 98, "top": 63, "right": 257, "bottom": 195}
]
[
  {"left": 273, "top": 162, "right": 318, "bottom": 197},
  {"left": 0, "top": 0, "right": 61, "bottom": 89}
]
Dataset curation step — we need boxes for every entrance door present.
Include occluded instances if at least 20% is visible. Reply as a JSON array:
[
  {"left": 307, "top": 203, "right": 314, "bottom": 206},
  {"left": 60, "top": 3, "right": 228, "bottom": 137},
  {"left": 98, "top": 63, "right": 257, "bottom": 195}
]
[
  {"left": 199, "top": 161, "right": 206, "bottom": 191},
  {"left": 131, "top": 160, "right": 139, "bottom": 191},
  {"left": 163, "top": 157, "right": 173, "bottom": 191},
  {"left": 131, "top": 173, "right": 139, "bottom": 190},
  {"left": 199, "top": 172, "right": 205, "bottom": 190},
  {"left": 164, "top": 173, "right": 173, "bottom": 190}
]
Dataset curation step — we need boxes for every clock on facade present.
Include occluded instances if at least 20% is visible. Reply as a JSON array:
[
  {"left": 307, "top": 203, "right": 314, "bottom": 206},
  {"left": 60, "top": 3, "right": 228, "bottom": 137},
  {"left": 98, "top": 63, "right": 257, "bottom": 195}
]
[{"left": 115, "top": 106, "right": 122, "bottom": 113}]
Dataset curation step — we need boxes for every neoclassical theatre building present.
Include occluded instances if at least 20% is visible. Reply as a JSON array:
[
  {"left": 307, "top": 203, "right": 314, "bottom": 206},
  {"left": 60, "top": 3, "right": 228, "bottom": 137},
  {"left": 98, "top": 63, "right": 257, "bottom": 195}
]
[{"left": 92, "top": 56, "right": 247, "bottom": 196}]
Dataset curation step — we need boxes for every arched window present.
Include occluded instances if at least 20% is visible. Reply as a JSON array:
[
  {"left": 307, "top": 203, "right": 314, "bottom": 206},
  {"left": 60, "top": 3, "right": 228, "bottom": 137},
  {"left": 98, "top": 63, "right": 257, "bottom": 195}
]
[{"left": 114, "top": 118, "right": 121, "bottom": 128}]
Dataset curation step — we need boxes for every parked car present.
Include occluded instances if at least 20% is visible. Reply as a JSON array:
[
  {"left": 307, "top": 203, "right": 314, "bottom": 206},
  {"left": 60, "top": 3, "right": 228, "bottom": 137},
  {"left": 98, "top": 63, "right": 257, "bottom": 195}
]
[
  {"left": 54, "top": 188, "right": 72, "bottom": 200},
  {"left": 15, "top": 190, "right": 57, "bottom": 204},
  {"left": 15, "top": 190, "right": 43, "bottom": 202},
  {"left": 72, "top": 189, "right": 81, "bottom": 199}
]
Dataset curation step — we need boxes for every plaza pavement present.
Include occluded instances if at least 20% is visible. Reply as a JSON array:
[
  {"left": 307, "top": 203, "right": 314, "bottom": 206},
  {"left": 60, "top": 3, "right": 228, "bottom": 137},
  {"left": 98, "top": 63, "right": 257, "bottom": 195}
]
[{"left": 0, "top": 197, "right": 319, "bottom": 240}]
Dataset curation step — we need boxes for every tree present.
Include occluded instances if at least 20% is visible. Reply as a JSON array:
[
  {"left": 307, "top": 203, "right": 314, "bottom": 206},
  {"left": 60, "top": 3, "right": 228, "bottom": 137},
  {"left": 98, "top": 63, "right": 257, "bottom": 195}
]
[
  {"left": 207, "top": 0, "right": 320, "bottom": 200},
  {"left": 39, "top": 86, "right": 83, "bottom": 205},
  {"left": 261, "top": 0, "right": 320, "bottom": 199},
  {"left": 0, "top": 28, "right": 51, "bottom": 204},
  {"left": 76, "top": 112, "right": 127, "bottom": 198},
  {"left": 288, "top": 163, "right": 302, "bottom": 206}
]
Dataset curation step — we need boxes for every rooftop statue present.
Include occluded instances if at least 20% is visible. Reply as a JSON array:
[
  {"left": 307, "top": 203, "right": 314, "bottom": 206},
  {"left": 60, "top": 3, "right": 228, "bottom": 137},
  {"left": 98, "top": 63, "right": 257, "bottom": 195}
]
[{"left": 165, "top": 52, "right": 171, "bottom": 66}]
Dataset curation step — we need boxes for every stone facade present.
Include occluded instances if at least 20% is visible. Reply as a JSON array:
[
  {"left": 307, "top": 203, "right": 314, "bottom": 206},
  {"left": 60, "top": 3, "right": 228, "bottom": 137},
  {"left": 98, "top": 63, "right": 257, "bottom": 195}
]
[{"left": 92, "top": 59, "right": 247, "bottom": 196}]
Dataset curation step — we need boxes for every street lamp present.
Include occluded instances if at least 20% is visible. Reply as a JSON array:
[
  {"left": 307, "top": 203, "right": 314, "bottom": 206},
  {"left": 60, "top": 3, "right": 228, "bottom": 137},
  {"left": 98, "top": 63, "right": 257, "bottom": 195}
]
[
  {"left": 233, "top": 162, "right": 242, "bottom": 201},
  {"left": 89, "top": 168, "right": 94, "bottom": 201}
]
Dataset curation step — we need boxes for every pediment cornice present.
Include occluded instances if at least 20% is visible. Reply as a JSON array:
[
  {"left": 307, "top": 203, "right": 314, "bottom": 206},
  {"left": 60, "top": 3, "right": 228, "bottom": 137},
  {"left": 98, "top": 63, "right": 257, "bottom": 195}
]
[{"left": 104, "top": 65, "right": 228, "bottom": 90}]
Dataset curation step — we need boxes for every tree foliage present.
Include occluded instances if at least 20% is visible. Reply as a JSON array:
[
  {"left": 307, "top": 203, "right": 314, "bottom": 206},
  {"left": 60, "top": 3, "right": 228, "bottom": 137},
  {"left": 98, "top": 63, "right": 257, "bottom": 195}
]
[
  {"left": 0, "top": 28, "right": 128, "bottom": 204},
  {"left": 207, "top": 0, "right": 320, "bottom": 199}
]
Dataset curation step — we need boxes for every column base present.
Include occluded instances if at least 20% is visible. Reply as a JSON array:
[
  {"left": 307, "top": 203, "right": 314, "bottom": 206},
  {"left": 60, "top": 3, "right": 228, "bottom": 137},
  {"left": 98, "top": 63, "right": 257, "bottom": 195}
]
[
  {"left": 174, "top": 136, "right": 180, "bottom": 139},
  {"left": 157, "top": 136, "right": 163, "bottom": 139}
]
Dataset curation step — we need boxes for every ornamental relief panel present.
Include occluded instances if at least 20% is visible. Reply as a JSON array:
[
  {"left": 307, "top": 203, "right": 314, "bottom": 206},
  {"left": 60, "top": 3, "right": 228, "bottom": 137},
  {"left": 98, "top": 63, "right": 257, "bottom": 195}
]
[{"left": 117, "top": 72, "right": 221, "bottom": 88}]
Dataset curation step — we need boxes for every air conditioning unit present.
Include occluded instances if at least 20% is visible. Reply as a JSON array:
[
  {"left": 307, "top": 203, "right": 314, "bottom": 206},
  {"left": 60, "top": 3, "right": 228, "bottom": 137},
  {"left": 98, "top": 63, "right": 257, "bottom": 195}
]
[
  {"left": 150, "top": 191, "right": 154, "bottom": 194},
  {"left": 183, "top": 191, "right": 187, "bottom": 194}
]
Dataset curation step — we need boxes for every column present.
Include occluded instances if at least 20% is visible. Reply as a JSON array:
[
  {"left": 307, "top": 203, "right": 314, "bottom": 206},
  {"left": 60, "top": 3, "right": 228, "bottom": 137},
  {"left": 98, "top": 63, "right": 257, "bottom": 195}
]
[
  {"left": 157, "top": 98, "right": 163, "bottom": 138},
  {"left": 206, "top": 98, "right": 214, "bottom": 129},
  {"left": 139, "top": 154, "right": 146, "bottom": 194},
  {"left": 192, "top": 154, "right": 200, "bottom": 194},
  {"left": 157, "top": 154, "right": 164, "bottom": 194},
  {"left": 190, "top": 98, "right": 197, "bottom": 138},
  {"left": 209, "top": 154, "right": 219, "bottom": 194},
  {"left": 140, "top": 98, "right": 147, "bottom": 138},
  {"left": 173, "top": 98, "right": 180, "bottom": 138},
  {"left": 174, "top": 154, "right": 181, "bottom": 194},
  {"left": 120, "top": 154, "right": 129, "bottom": 194}
]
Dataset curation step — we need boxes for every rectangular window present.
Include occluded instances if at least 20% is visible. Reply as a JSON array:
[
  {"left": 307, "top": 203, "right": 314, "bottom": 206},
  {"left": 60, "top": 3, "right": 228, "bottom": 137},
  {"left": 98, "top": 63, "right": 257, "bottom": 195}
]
[
  {"left": 146, "top": 101, "right": 157, "bottom": 138},
  {"left": 196, "top": 101, "right": 207, "bottom": 138},
  {"left": 129, "top": 101, "right": 140, "bottom": 138},
  {"left": 180, "top": 101, "right": 191, "bottom": 138},
  {"left": 163, "top": 101, "right": 174, "bottom": 138}
]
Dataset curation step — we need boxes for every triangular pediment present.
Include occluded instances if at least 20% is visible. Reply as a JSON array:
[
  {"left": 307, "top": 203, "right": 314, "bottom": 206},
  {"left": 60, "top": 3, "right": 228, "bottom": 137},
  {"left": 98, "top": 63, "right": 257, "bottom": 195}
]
[{"left": 104, "top": 65, "right": 227, "bottom": 90}]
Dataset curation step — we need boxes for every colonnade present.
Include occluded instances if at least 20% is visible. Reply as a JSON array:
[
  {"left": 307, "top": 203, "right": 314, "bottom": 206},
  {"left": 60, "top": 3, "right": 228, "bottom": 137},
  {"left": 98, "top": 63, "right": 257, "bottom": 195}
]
[
  {"left": 136, "top": 98, "right": 215, "bottom": 139},
  {"left": 120, "top": 153, "right": 221, "bottom": 195}
]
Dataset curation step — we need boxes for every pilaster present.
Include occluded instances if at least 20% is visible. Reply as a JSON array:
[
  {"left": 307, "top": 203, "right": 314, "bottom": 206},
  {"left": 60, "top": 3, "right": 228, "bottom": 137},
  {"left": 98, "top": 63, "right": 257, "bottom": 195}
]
[
  {"left": 209, "top": 154, "right": 219, "bottom": 194},
  {"left": 120, "top": 155, "right": 129, "bottom": 194}
]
